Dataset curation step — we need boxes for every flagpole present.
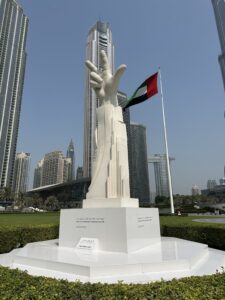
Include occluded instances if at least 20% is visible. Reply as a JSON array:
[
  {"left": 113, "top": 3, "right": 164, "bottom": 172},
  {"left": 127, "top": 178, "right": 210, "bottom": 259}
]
[{"left": 158, "top": 68, "right": 175, "bottom": 214}]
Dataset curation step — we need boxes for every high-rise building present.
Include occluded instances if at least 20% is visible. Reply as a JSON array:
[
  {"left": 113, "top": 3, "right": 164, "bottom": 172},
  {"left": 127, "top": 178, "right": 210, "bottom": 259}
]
[
  {"left": 83, "top": 21, "right": 114, "bottom": 178},
  {"left": 41, "top": 151, "right": 65, "bottom": 186},
  {"left": 211, "top": 0, "right": 225, "bottom": 89},
  {"left": 0, "top": 0, "right": 28, "bottom": 188},
  {"left": 192, "top": 184, "right": 200, "bottom": 196},
  {"left": 129, "top": 123, "right": 150, "bottom": 205},
  {"left": 219, "top": 177, "right": 225, "bottom": 185},
  {"left": 63, "top": 157, "right": 72, "bottom": 183},
  {"left": 76, "top": 166, "right": 83, "bottom": 180},
  {"left": 66, "top": 139, "right": 75, "bottom": 181},
  {"left": 148, "top": 154, "right": 175, "bottom": 198},
  {"left": 33, "top": 159, "right": 43, "bottom": 188},
  {"left": 34, "top": 151, "right": 73, "bottom": 188},
  {"left": 12, "top": 152, "right": 30, "bottom": 197},
  {"left": 207, "top": 179, "right": 217, "bottom": 190}
]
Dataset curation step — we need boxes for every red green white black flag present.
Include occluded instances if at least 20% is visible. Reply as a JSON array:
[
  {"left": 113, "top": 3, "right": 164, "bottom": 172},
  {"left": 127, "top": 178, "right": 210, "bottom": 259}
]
[{"left": 124, "top": 72, "right": 158, "bottom": 109}]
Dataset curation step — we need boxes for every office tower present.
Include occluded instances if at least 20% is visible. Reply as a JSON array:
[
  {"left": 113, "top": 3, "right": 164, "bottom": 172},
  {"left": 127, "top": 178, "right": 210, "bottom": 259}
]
[
  {"left": 207, "top": 179, "right": 217, "bottom": 190},
  {"left": 148, "top": 154, "right": 175, "bottom": 197},
  {"left": 0, "top": 0, "right": 28, "bottom": 188},
  {"left": 219, "top": 177, "right": 225, "bottom": 185},
  {"left": 219, "top": 167, "right": 225, "bottom": 185},
  {"left": 12, "top": 152, "right": 30, "bottom": 197},
  {"left": 33, "top": 159, "right": 43, "bottom": 188},
  {"left": 192, "top": 184, "right": 200, "bottom": 196},
  {"left": 129, "top": 123, "right": 150, "bottom": 205},
  {"left": 41, "top": 151, "right": 65, "bottom": 186},
  {"left": 211, "top": 0, "right": 225, "bottom": 89},
  {"left": 83, "top": 21, "right": 114, "bottom": 178},
  {"left": 76, "top": 166, "right": 83, "bottom": 180},
  {"left": 63, "top": 157, "right": 72, "bottom": 183},
  {"left": 66, "top": 139, "right": 75, "bottom": 181},
  {"left": 34, "top": 151, "right": 73, "bottom": 188}
]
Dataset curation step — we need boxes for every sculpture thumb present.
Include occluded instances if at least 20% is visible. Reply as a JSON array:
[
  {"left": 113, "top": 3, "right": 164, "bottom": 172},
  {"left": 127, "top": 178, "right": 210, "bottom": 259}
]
[{"left": 113, "top": 64, "right": 127, "bottom": 90}]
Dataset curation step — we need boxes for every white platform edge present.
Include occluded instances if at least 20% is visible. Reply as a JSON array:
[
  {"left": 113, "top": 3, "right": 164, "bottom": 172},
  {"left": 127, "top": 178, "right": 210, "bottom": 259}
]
[{"left": 1, "top": 237, "right": 225, "bottom": 284}]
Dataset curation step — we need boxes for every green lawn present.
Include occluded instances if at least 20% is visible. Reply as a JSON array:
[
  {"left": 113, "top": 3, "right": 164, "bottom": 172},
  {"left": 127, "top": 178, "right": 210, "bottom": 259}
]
[
  {"left": 160, "top": 215, "right": 225, "bottom": 228},
  {"left": 0, "top": 212, "right": 60, "bottom": 226},
  {"left": 0, "top": 212, "right": 224, "bottom": 228}
]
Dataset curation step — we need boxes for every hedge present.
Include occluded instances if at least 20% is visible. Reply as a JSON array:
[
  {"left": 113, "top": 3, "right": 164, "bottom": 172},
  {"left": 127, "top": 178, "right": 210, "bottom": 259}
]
[
  {"left": 0, "top": 224, "right": 59, "bottom": 254},
  {"left": 1, "top": 220, "right": 225, "bottom": 254},
  {"left": 161, "top": 224, "right": 225, "bottom": 251},
  {"left": 0, "top": 265, "right": 224, "bottom": 299}
]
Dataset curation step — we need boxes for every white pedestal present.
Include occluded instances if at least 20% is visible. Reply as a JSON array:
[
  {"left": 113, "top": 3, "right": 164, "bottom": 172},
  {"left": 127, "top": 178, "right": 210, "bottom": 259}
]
[{"left": 59, "top": 208, "right": 160, "bottom": 253}]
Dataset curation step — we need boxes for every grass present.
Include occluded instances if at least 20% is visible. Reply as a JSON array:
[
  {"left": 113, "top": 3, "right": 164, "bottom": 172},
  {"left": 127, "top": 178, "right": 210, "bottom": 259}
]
[
  {"left": 0, "top": 211, "right": 224, "bottom": 228},
  {"left": 160, "top": 215, "right": 225, "bottom": 228},
  {"left": 0, "top": 212, "right": 60, "bottom": 227}
]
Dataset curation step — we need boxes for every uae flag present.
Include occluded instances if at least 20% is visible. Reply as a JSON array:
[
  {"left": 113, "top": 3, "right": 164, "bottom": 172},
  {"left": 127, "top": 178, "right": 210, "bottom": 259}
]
[{"left": 124, "top": 72, "right": 158, "bottom": 109}]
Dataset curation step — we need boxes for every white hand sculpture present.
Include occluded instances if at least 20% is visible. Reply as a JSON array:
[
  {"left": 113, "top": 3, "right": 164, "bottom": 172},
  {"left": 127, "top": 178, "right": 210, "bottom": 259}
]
[{"left": 85, "top": 50, "right": 126, "bottom": 106}]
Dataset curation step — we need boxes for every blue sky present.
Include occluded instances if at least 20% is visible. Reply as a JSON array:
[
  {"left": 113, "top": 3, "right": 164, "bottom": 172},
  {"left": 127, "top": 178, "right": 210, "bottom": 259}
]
[{"left": 17, "top": 0, "right": 225, "bottom": 194}]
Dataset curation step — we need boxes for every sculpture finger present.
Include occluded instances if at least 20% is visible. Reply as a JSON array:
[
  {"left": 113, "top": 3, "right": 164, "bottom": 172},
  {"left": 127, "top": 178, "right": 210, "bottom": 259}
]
[
  {"left": 90, "top": 80, "right": 101, "bottom": 89},
  {"left": 113, "top": 64, "right": 127, "bottom": 88},
  {"left": 90, "top": 72, "right": 103, "bottom": 84},
  {"left": 85, "top": 60, "right": 98, "bottom": 73},
  {"left": 100, "top": 50, "right": 110, "bottom": 71}
]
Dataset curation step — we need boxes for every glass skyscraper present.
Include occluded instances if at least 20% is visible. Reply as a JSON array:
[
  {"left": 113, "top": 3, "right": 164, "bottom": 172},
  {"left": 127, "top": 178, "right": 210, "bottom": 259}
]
[
  {"left": 129, "top": 123, "right": 150, "bottom": 205},
  {"left": 0, "top": 0, "right": 28, "bottom": 188},
  {"left": 12, "top": 152, "right": 30, "bottom": 198},
  {"left": 148, "top": 154, "right": 175, "bottom": 198},
  {"left": 83, "top": 21, "right": 114, "bottom": 178},
  {"left": 212, "top": 0, "right": 225, "bottom": 90},
  {"left": 66, "top": 139, "right": 75, "bottom": 181}
]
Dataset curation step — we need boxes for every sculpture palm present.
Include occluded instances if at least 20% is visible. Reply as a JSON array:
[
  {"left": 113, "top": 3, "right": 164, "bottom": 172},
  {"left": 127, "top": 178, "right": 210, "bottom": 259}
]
[{"left": 85, "top": 50, "right": 126, "bottom": 105}]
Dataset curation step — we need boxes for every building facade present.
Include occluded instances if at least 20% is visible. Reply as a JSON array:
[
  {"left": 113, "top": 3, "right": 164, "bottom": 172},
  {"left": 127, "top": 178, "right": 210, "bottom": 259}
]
[
  {"left": 0, "top": 0, "right": 28, "bottom": 188},
  {"left": 76, "top": 166, "right": 83, "bottom": 180},
  {"left": 66, "top": 139, "right": 75, "bottom": 181},
  {"left": 219, "top": 177, "right": 225, "bottom": 185},
  {"left": 12, "top": 152, "right": 30, "bottom": 197},
  {"left": 41, "top": 151, "right": 65, "bottom": 186},
  {"left": 148, "top": 154, "right": 175, "bottom": 198},
  {"left": 28, "top": 178, "right": 91, "bottom": 208},
  {"left": 129, "top": 123, "right": 150, "bottom": 205},
  {"left": 63, "top": 157, "right": 72, "bottom": 183},
  {"left": 34, "top": 151, "right": 73, "bottom": 188},
  {"left": 192, "top": 184, "right": 200, "bottom": 196},
  {"left": 207, "top": 179, "right": 217, "bottom": 190},
  {"left": 33, "top": 159, "right": 43, "bottom": 188},
  {"left": 212, "top": 0, "right": 225, "bottom": 89},
  {"left": 83, "top": 21, "right": 114, "bottom": 178}
]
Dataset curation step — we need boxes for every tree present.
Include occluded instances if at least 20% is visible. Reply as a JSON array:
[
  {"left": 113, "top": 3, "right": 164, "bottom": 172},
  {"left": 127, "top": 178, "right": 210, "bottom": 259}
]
[
  {"left": 155, "top": 195, "right": 169, "bottom": 205},
  {"left": 15, "top": 192, "right": 25, "bottom": 208},
  {"left": 24, "top": 196, "right": 44, "bottom": 209},
  {"left": 44, "top": 196, "right": 59, "bottom": 211}
]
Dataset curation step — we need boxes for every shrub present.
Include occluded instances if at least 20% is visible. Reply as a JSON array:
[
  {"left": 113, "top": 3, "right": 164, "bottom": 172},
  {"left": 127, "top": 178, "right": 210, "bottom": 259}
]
[
  {"left": 0, "top": 224, "right": 59, "bottom": 254},
  {"left": 0, "top": 266, "right": 225, "bottom": 299},
  {"left": 161, "top": 224, "right": 225, "bottom": 250}
]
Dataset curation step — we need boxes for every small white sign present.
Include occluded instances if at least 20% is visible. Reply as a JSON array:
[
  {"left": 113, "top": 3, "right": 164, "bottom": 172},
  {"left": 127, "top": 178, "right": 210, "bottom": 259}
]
[{"left": 76, "top": 238, "right": 99, "bottom": 252}]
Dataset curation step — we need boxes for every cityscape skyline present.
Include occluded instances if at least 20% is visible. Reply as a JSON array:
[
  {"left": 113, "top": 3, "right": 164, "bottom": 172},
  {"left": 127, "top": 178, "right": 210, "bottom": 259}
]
[{"left": 17, "top": 0, "right": 225, "bottom": 194}]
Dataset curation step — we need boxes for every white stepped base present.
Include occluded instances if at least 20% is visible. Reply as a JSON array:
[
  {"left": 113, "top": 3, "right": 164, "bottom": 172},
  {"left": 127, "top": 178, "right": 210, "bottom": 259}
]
[{"left": 1, "top": 237, "right": 225, "bottom": 283}]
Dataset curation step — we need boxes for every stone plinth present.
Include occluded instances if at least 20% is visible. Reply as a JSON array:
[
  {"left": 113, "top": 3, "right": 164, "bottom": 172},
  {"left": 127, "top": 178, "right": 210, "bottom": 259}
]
[{"left": 59, "top": 208, "right": 160, "bottom": 253}]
